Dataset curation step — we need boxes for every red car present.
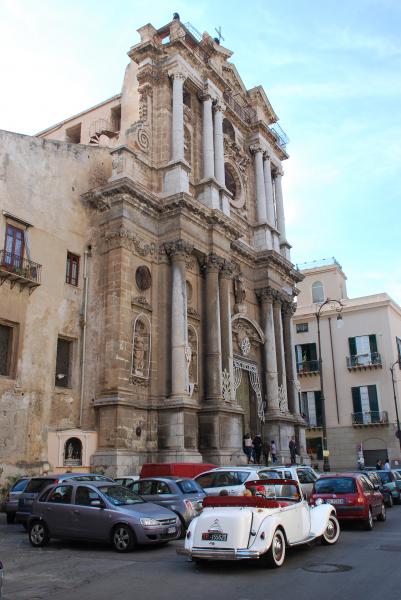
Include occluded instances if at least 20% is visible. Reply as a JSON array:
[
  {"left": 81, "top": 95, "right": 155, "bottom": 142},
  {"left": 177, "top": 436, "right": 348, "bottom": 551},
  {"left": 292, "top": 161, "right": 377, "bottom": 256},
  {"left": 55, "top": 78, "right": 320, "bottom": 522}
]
[{"left": 310, "top": 473, "right": 386, "bottom": 530}]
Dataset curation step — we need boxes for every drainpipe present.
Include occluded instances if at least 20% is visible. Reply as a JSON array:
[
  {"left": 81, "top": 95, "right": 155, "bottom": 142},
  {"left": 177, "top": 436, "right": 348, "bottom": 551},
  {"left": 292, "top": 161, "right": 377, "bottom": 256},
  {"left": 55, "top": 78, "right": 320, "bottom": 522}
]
[{"left": 79, "top": 247, "right": 90, "bottom": 427}]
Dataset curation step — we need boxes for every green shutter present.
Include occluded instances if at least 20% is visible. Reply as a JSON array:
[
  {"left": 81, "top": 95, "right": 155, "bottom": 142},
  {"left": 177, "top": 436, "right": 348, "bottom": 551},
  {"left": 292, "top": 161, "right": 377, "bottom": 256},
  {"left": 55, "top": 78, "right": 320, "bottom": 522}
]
[
  {"left": 369, "top": 335, "right": 378, "bottom": 354},
  {"left": 310, "top": 343, "right": 317, "bottom": 361},
  {"left": 352, "top": 387, "right": 361, "bottom": 413},
  {"left": 368, "top": 385, "right": 379, "bottom": 412},
  {"left": 349, "top": 337, "right": 357, "bottom": 356},
  {"left": 315, "top": 391, "right": 323, "bottom": 425}
]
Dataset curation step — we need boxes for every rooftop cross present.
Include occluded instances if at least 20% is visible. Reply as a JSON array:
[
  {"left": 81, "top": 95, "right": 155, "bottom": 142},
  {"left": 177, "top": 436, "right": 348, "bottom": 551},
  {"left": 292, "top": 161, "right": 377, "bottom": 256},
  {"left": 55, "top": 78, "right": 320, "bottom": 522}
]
[{"left": 214, "top": 26, "right": 225, "bottom": 43}]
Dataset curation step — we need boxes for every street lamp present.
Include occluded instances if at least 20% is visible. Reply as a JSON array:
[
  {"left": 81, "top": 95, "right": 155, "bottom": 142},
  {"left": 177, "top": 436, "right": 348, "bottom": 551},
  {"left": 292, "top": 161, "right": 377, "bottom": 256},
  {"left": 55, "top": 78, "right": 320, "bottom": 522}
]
[
  {"left": 390, "top": 360, "right": 401, "bottom": 451},
  {"left": 316, "top": 298, "right": 344, "bottom": 472}
]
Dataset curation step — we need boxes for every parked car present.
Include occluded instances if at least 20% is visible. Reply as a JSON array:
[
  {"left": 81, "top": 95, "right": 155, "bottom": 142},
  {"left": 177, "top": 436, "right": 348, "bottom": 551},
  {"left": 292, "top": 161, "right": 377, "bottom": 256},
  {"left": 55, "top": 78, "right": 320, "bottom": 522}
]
[
  {"left": 114, "top": 476, "right": 140, "bottom": 487},
  {"left": 310, "top": 473, "right": 386, "bottom": 529},
  {"left": 28, "top": 481, "right": 181, "bottom": 552},
  {"left": 16, "top": 473, "right": 114, "bottom": 526},
  {"left": 128, "top": 477, "right": 205, "bottom": 528},
  {"left": 181, "top": 478, "right": 340, "bottom": 567},
  {"left": 1, "top": 477, "right": 31, "bottom": 524},
  {"left": 375, "top": 470, "right": 401, "bottom": 504},
  {"left": 140, "top": 463, "right": 216, "bottom": 478},
  {"left": 194, "top": 467, "right": 272, "bottom": 496},
  {"left": 362, "top": 471, "right": 393, "bottom": 507},
  {"left": 260, "top": 465, "right": 319, "bottom": 499}
]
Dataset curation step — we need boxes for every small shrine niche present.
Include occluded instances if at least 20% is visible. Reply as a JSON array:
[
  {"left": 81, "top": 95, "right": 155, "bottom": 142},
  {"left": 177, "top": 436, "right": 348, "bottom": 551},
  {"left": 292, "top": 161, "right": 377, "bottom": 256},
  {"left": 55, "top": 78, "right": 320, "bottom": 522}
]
[{"left": 131, "top": 314, "right": 151, "bottom": 381}]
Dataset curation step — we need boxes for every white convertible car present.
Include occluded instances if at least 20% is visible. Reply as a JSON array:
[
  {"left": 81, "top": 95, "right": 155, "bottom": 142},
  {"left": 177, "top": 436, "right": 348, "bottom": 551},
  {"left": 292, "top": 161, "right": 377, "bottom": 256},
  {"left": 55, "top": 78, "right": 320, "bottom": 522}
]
[{"left": 182, "top": 478, "right": 340, "bottom": 568}]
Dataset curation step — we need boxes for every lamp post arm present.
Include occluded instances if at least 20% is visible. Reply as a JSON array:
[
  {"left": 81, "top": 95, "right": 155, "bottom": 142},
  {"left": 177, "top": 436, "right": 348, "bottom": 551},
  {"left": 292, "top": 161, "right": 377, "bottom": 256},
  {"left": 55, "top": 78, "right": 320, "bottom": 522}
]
[{"left": 390, "top": 361, "right": 401, "bottom": 450}]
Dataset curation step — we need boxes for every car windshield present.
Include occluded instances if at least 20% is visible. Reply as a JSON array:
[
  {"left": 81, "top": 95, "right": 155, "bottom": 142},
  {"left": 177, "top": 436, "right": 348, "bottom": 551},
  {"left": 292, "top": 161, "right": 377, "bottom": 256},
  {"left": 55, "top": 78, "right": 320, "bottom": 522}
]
[
  {"left": 258, "top": 471, "right": 281, "bottom": 479},
  {"left": 98, "top": 485, "right": 145, "bottom": 506},
  {"left": 315, "top": 477, "right": 357, "bottom": 494},
  {"left": 176, "top": 479, "right": 204, "bottom": 494},
  {"left": 249, "top": 482, "right": 301, "bottom": 501},
  {"left": 377, "top": 472, "right": 391, "bottom": 483}
]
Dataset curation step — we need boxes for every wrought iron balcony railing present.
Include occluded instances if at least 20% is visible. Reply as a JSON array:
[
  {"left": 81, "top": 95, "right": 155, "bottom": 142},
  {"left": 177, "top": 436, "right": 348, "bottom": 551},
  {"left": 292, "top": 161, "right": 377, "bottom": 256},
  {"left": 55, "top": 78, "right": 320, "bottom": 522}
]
[
  {"left": 296, "top": 360, "right": 320, "bottom": 375},
  {"left": 351, "top": 410, "right": 388, "bottom": 425},
  {"left": 346, "top": 353, "right": 382, "bottom": 369},
  {"left": 305, "top": 415, "right": 323, "bottom": 428},
  {"left": 0, "top": 250, "right": 42, "bottom": 290}
]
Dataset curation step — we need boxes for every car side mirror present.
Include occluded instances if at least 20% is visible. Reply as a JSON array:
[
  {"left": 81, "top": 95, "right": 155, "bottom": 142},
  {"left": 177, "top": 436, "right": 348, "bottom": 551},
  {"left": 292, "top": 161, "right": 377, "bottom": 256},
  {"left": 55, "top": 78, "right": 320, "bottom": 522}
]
[{"left": 90, "top": 499, "right": 104, "bottom": 508}]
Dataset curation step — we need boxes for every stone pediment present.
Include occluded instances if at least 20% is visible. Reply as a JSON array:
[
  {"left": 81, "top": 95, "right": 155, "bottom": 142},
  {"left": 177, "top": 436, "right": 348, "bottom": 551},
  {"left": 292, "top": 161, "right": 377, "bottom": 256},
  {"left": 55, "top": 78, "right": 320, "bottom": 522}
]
[{"left": 222, "top": 63, "right": 248, "bottom": 96}]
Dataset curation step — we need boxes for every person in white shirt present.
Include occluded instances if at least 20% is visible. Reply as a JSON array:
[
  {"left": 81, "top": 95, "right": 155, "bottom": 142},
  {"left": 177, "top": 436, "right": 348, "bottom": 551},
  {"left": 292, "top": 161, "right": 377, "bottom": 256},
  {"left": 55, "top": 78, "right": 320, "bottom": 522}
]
[{"left": 384, "top": 459, "right": 391, "bottom": 471}]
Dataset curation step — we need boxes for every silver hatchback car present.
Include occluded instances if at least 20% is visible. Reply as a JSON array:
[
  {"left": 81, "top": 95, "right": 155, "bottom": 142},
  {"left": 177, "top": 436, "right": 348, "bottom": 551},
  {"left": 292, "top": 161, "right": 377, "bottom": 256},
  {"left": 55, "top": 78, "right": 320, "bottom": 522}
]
[{"left": 28, "top": 481, "right": 181, "bottom": 552}]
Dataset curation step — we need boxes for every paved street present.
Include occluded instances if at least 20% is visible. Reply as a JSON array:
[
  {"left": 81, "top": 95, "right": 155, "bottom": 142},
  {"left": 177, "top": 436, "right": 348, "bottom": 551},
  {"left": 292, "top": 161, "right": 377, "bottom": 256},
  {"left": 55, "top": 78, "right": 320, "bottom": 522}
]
[{"left": 1, "top": 509, "right": 401, "bottom": 600}]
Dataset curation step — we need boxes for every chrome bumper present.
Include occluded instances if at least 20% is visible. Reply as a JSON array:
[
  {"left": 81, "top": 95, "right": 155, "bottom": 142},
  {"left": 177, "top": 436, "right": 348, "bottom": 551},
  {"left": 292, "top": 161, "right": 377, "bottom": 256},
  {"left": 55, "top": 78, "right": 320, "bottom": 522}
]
[{"left": 178, "top": 547, "right": 261, "bottom": 560}]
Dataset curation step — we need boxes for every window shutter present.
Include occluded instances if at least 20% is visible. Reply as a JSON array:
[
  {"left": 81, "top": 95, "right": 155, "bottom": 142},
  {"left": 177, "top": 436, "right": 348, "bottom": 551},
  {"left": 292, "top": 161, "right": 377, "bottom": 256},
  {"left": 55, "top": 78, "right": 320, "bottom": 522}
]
[
  {"left": 315, "top": 391, "right": 323, "bottom": 425},
  {"left": 368, "top": 385, "right": 379, "bottom": 412},
  {"left": 310, "top": 343, "right": 317, "bottom": 361},
  {"left": 351, "top": 387, "right": 361, "bottom": 413},
  {"left": 369, "top": 335, "right": 378, "bottom": 354},
  {"left": 348, "top": 337, "right": 357, "bottom": 356}
]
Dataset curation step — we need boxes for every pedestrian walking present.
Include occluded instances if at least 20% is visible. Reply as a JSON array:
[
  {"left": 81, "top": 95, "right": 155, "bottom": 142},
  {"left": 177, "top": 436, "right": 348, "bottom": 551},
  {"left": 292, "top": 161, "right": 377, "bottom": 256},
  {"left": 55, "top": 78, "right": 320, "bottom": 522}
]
[
  {"left": 262, "top": 440, "right": 271, "bottom": 465},
  {"left": 270, "top": 440, "right": 277, "bottom": 464},
  {"left": 243, "top": 433, "right": 253, "bottom": 464},
  {"left": 252, "top": 434, "right": 262, "bottom": 464},
  {"left": 289, "top": 436, "right": 298, "bottom": 464},
  {"left": 384, "top": 458, "right": 391, "bottom": 471}
]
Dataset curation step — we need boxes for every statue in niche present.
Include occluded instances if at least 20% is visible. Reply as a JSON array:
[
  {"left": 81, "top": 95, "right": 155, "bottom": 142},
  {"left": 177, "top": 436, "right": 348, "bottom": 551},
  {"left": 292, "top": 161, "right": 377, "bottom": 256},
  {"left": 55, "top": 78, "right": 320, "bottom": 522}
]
[
  {"left": 132, "top": 319, "right": 149, "bottom": 378},
  {"left": 188, "top": 328, "right": 198, "bottom": 384},
  {"left": 234, "top": 274, "right": 246, "bottom": 311}
]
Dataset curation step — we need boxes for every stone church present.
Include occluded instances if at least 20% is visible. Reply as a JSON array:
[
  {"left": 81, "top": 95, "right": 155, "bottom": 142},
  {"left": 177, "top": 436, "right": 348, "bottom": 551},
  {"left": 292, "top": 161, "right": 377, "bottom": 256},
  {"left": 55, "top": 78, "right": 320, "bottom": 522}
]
[{"left": 0, "top": 15, "right": 305, "bottom": 477}]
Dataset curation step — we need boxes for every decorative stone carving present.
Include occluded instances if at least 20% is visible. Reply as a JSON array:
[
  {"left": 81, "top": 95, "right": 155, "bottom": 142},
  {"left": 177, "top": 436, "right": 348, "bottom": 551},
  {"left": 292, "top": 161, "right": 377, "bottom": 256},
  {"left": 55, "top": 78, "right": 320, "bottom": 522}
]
[
  {"left": 222, "top": 368, "right": 232, "bottom": 402},
  {"left": 224, "top": 137, "right": 250, "bottom": 177},
  {"left": 131, "top": 315, "right": 151, "bottom": 381},
  {"left": 233, "top": 357, "right": 265, "bottom": 422},
  {"left": 105, "top": 226, "right": 156, "bottom": 257},
  {"left": 131, "top": 296, "right": 152, "bottom": 311},
  {"left": 164, "top": 239, "right": 194, "bottom": 259},
  {"left": 126, "top": 83, "right": 152, "bottom": 155},
  {"left": 203, "top": 253, "right": 224, "bottom": 272},
  {"left": 135, "top": 265, "right": 152, "bottom": 290},
  {"left": 278, "top": 384, "right": 289, "bottom": 413},
  {"left": 186, "top": 280, "right": 193, "bottom": 303},
  {"left": 240, "top": 336, "right": 251, "bottom": 356},
  {"left": 234, "top": 274, "right": 246, "bottom": 304}
]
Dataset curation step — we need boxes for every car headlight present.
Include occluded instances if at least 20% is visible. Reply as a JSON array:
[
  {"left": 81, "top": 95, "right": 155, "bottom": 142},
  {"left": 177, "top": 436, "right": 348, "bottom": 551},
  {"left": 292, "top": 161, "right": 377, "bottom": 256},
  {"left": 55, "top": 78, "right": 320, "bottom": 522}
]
[
  {"left": 315, "top": 498, "right": 324, "bottom": 506},
  {"left": 140, "top": 518, "right": 160, "bottom": 527}
]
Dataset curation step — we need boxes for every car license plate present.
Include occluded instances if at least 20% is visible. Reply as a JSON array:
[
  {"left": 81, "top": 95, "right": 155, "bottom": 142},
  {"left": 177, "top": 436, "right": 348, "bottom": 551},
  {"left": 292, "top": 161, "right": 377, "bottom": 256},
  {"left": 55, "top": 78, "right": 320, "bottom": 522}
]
[
  {"left": 327, "top": 499, "right": 344, "bottom": 504},
  {"left": 167, "top": 527, "right": 176, "bottom": 534},
  {"left": 202, "top": 532, "right": 228, "bottom": 541}
]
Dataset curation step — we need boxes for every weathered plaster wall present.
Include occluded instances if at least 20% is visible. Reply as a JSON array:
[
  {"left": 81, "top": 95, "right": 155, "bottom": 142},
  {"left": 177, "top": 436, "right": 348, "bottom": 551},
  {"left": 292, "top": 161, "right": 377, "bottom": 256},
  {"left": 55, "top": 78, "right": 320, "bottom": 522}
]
[{"left": 0, "top": 130, "right": 111, "bottom": 478}]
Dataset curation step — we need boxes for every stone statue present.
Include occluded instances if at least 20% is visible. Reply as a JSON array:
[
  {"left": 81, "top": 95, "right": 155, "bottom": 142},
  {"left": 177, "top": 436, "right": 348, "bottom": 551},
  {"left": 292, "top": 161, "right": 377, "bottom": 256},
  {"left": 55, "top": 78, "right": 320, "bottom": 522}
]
[
  {"left": 133, "top": 334, "right": 145, "bottom": 375},
  {"left": 234, "top": 274, "right": 246, "bottom": 305}
]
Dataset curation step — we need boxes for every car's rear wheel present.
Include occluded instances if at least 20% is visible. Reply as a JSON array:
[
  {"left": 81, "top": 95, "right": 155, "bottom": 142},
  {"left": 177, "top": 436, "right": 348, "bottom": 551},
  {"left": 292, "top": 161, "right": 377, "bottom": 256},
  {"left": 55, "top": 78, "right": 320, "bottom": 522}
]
[
  {"left": 6, "top": 512, "right": 15, "bottom": 524},
  {"left": 29, "top": 521, "right": 50, "bottom": 547},
  {"left": 377, "top": 503, "right": 386, "bottom": 522},
  {"left": 112, "top": 525, "right": 135, "bottom": 552},
  {"left": 364, "top": 508, "right": 374, "bottom": 531},
  {"left": 321, "top": 515, "right": 340, "bottom": 545},
  {"left": 265, "top": 528, "right": 286, "bottom": 568}
]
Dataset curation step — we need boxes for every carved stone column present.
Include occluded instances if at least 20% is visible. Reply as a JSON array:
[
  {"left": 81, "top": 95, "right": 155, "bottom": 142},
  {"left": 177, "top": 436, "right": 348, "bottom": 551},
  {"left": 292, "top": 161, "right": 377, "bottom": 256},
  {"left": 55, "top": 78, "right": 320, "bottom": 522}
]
[
  {"left": 202, "top": 94, "right": 215, "bottom": 180},
  {"left": 251, "top": 145, "right": 268, "bottom": 224},
  {"left": 165, "top": 240, "right": 192, "bottom": 399},
  {"left": 205, "top": 253, "right": 223, "bottom": 402},
  {"left": 274, "top": 170, "right": 287, "bottom": 245},
  {"left": 263, "top": 152, "right": 276, "bottom": 228},
  {"left": 171, "top": 73, "right": 186, "bottom": 162},
  {"left": 219, "top": 260, "right": 235, "bottom": 402},
  {"left": 257, "top": 288, "right": 280, "bottom": 413},
  {"left": 213, "top": 101, "right": 225, "bottom": 187},
  {"left": 273, "top": 297, "right": 287, "bottom": 408},
  {"left": 282, "top": 301, "right": 300, "bottom": 416}
]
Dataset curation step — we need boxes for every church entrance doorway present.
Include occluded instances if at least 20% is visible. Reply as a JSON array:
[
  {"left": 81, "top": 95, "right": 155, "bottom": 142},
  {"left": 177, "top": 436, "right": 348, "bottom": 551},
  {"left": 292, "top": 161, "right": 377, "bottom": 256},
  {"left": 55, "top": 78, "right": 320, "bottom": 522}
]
[{"left": 233, "top": 357, "right": 264, "bottom": 437}]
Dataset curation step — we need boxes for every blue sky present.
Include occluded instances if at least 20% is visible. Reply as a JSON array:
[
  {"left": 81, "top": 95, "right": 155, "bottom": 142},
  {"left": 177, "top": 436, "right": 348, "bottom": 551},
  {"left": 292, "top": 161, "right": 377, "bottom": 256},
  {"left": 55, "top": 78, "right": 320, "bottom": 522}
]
[{"left": 1, "top": 0, "right": 400, "bottom": 303}]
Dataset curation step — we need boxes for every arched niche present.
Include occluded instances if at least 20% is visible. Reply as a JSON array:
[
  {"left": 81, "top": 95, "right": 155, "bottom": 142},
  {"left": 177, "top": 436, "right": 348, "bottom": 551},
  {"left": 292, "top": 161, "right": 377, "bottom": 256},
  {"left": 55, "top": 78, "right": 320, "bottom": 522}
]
[
  {"left": 224, "top": 162, "right": 245, "bottom": 209},
  {"left": 223, "top": 118, "right": 235, "bottom": 142},
  {"left": 64, "top": 437, "right": 82, "bottom": 466},
  {"left": 131, "top": 313, "right": 151, "bottom": 380},
  {"left": 231, "top": 314, "right": 264, "bottom": 359}
]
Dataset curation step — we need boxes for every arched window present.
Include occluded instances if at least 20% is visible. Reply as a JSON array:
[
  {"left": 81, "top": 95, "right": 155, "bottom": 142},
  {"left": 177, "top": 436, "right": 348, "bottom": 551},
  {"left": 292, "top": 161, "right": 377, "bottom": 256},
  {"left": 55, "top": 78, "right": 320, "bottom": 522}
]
[
  {"left": 64, "top": 437, "right": 82, "bottom": 466},
  {"left": 312, "top": 281, "right": 325, "bottom": 303},
  {"left": 223, "top": 118, "right": 235, "bottom": 142}
]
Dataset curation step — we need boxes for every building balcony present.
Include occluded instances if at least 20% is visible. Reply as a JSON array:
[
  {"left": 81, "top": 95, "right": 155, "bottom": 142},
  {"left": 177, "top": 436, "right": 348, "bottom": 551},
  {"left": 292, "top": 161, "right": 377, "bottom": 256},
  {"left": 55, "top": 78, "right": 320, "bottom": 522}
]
[
  {"left": 296, "top": 360, "right": 320, "bottom": 376},
  {"left": 0, "top": 250, "right": 42, "bottom": 292},
  {"left": 305, "top": 416, "right": 323, "bottom": 430},
  {"left": 346, "top": 353, "right": 382, "bottom": 370},
  {"left": 351, "top": 411, "right": 389, "bottom": 426}
]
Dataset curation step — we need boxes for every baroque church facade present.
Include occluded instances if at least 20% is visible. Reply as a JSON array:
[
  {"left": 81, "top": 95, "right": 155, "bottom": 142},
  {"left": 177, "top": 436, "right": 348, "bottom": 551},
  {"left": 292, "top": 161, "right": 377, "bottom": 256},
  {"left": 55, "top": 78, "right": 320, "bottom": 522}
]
[{"left": 0, "top": 16, "right": 305, "bottom": 476}]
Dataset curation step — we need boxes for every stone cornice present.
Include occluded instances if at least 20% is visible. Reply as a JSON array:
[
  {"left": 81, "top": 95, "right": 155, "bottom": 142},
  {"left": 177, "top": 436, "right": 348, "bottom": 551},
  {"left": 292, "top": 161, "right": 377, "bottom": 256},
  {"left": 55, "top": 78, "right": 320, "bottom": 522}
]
[{"left": 103, "top": 225, "right": 157, "bottom": 257}]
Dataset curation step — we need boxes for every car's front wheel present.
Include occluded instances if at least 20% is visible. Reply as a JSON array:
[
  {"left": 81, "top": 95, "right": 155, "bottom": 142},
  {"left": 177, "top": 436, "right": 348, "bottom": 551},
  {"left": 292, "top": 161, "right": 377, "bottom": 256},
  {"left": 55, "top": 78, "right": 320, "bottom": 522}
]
[
  {"left": 377, "top": 503, "right": 386, "bottom": 522},
  {"left": 265, "top": 528, "right": 286, "bottom": 568},
  {"left": 111, "top": 525, "right": 135, "bottom": 552},
  {"left": 29, "top": 521, "right": 50, "bottom": 547},
  {"left": 363, "top": 508, "right": 374, "bottom": 531},
  {"left": 321, "top": 515, "right": 340, "bottom": 545}
]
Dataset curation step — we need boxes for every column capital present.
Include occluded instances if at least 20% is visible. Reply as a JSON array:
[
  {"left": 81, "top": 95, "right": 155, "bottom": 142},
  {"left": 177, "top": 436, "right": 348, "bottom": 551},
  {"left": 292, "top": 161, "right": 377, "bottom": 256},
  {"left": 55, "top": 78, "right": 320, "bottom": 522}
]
[
  {"left": 263, "top": 151, "right": 272, "bottom": 162},
  {"left": 273, "top": 167, "right": 284, "bottom": 178},
  {"left": 249, "top": 143, "right": 264, "bottom": 155},
  {"left": 282, "top": 300, "right": 296, "bottom": 317},
  {"left": 170, "top": 71, "right": 187, "bottom": 82},
  {"left": 164, "top": 239, "right": 194, "bottom": 260},
  {"left": 203, "top": 252, "right": 224, "bottom": 272},
  {"left": 220, "top": 259, "right": 235, "bottom": 279},
  {"left": 213, "top": 99, "right": 226, "bottom": 113},
  {"left": 255, "top": 286, "right": 275, "bottom": 304}
]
